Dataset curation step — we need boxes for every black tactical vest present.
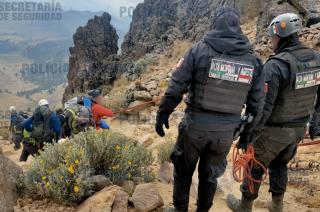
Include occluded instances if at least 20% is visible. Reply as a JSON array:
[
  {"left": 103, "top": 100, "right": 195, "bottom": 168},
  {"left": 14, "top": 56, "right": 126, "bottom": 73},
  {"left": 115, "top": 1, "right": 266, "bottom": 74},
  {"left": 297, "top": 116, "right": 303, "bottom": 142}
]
[
  {"left": 267, "top": 46, "right": 320, "bottom": 125},
  {"left": 186, "top": 45, "right": 256, "bottom": 114}
]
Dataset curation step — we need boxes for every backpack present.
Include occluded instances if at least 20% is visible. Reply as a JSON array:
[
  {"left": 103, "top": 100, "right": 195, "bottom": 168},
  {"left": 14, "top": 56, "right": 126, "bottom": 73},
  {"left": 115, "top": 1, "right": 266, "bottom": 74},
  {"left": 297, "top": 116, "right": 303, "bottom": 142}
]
[
  {"left": 31, "top": 106, "right": 54, "bottom": 143},
  {"left": 64, "top": 96, "right": 94, "bottom": 135},
  {"left": 11, "top": 112, "right": 25, "bottom": 135}
]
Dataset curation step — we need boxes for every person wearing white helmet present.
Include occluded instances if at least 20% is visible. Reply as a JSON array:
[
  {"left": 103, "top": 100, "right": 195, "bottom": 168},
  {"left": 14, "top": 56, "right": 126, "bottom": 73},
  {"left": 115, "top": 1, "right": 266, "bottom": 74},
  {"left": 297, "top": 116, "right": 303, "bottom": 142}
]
[
  {"left": 227, "top": 13, "right": 320, "bottom": 212},
  {"left": 20, "top": 98, "right": 61, "bottom": 161},
  {"left": 38, "top": 99, "right": 49, "bottom": 106},
  {"left": 9, "top": 106, "right": 16, "bottom": 113}
]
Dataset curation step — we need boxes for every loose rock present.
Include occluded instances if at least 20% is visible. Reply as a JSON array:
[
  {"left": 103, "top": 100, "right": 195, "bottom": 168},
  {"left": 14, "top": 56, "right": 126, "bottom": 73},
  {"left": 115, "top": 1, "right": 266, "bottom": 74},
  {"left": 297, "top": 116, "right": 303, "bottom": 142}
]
[
  {"left": 77, "top": 185, "right": 121, "bottom": 212},
  {"left": 88, "top": 175, "right": 113, "bottom": 191},
  {"left": 131, "top": 183, "right": 164, "bottom": 212}
]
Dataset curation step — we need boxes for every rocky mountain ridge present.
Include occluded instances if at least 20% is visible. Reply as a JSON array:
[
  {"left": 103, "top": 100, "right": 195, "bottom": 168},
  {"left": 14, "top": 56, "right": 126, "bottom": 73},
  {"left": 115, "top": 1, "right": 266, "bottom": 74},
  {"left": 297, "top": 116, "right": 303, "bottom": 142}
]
[{"left": 63, "top": 0, "right": 320, "bottom": 104}]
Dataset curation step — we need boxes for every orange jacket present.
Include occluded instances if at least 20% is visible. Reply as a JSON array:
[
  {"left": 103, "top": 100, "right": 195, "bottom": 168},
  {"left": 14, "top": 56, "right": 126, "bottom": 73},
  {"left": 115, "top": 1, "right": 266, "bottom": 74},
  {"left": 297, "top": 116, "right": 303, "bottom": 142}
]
[{"left": 91, "top": 103, "right": 113, "bottom": 128}]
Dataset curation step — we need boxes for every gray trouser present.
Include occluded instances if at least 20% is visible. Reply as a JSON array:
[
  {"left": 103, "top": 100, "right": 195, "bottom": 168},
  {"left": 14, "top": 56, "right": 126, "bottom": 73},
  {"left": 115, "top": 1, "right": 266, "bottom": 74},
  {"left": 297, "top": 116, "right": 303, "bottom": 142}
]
[
  {"left": 171, "top": 121, "right": 234, "bottom": 212},
  {"left": 12, "top": 133, "right": 23, "bottom": 149},
  {"left": 241, "top": 127, "right": 305, "bottom": 200}
]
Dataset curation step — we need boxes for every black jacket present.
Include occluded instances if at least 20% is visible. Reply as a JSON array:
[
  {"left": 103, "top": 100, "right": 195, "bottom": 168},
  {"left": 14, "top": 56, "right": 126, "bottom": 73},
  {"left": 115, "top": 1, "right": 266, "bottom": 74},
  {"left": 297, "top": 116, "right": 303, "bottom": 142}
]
[
  {"left": 158, "top": 19, "right": 265, "bottom": 131},
  {"left": 255, "top": 34, "right": 320, "bottom": 131}
]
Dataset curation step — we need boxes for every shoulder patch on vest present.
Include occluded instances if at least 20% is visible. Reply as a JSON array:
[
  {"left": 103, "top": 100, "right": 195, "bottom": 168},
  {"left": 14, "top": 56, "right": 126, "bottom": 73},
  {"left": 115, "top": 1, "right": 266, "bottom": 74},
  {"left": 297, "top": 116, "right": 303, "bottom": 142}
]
[
  {"left": 209, "top": 58, "right": 254, "bottom": 84},
  {"left": 296, "top": 69, "right": 320, "bottom": 89}
]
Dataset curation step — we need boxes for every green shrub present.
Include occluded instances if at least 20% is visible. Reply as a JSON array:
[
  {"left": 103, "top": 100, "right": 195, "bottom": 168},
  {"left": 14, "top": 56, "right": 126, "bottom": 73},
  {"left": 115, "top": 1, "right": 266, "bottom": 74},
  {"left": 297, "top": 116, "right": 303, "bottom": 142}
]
[
  {"left": 23, "top": 130, "right": 154, "bottom": 203},
  {"left": 157, "top": 140, "right": 175, "bottom": 164}
]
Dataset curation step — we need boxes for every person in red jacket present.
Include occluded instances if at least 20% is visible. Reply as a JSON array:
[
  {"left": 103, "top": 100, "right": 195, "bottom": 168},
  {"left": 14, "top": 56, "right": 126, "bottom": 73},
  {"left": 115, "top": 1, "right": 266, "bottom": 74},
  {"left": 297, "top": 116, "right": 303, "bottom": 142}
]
[{"left": 88, "top": 89, "right": 114, "bottom": 129}]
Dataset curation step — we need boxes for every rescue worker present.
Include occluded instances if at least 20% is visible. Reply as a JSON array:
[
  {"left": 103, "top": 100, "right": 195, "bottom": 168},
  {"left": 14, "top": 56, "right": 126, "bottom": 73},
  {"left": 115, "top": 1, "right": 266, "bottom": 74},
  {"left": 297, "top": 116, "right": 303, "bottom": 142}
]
[
  {"left": 9, "top": 106, "right": 26, "bottom": 150},
  {"left": 21, "top": 99, "right": 61, "bottom": 161},
  {"left": 19, "top": 128, "right": 36, "bottom": 162},
  {"left": 88, "top": 89, "right": 113, "bottom": 129},
  {"left": 155, "top": 7, "right": 265, "bottom": 212},
  {"left": 227, "top": 13, "right": 320, "bottom": 212}
]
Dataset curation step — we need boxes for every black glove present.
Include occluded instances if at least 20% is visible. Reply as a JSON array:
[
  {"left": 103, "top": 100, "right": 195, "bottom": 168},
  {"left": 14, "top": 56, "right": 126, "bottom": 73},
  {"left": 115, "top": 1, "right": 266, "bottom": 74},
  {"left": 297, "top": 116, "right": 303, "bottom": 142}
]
[
  {"left": 237, "top": 133, "right": 252, "bottom": 150},
  {"left": 155, "top": 113, "right": 169, "bottom": 137}
]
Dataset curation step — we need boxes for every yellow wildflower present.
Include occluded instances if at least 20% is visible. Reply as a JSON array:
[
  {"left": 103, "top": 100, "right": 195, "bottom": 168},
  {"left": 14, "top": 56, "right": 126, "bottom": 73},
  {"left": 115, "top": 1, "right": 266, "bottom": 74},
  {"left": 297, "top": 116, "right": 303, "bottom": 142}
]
[
  {"left": 115, "top": 145, "right": 121, "bottom": 151},
  {"left": 75, "top": 160, "right": 79, "bottom": 165},
  {"left": 42, "top": 176, "right": 46, "bottom": 180},
  {"left": 68, "top": 165, "right": 75, "bottom": 174},
  {"left": 112, "top": 164, "right": 120, "bottom": 170},
  {"left": 124, "top": 145, "right": 129, "bottom": 151},
  {"left": 128, "top": 160, "right": 132, "bottom": 166},
  {"left": 74, "top": 185, "right": 79, "bottom": 193},
  {"left": 45, "top": 182, "right": 50, "bottom": 188}
]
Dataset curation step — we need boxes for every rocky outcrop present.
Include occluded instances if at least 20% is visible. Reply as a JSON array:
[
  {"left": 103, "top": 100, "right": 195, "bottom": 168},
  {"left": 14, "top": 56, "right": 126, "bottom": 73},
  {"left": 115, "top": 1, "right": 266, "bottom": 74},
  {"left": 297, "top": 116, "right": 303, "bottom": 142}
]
[
  {"left": 63, "top": 13, "right": 133, "bottom": 102},
  {"left": 121, "top": 0, "right": 265, "bottom": 59},
  {"left": 0, "top": 148, "right": 23, "bottom": 212}
]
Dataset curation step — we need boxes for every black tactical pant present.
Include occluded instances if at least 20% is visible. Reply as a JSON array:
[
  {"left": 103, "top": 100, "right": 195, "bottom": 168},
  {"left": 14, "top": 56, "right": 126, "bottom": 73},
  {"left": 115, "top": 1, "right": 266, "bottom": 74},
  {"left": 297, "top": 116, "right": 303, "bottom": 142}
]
[
  {"left": 12, "top": 133, "right": 23, "bottom": 150},
  {"left": 171, "top": 122, "right": 234, "bottom": 212},
  {"left": 19, "top": 141, "right": 43, "bottom": 162},
  {"left": 241, "top": 127, "right": 305, "bottom": 200}
]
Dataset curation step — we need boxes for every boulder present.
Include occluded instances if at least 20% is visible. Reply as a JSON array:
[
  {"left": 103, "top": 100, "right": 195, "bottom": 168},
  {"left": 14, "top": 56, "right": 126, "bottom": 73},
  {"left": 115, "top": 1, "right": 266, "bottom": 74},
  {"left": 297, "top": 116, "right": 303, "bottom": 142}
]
[
  {"left": 111, "top": 189, "right": 129, "bottom": 212},
  {"left": 0, "top": 147, "right": 22, "bottom": 212},
  {"left": 134, "top": 91, "right": 152, "bottom": 101},
  {"left": 149, "top": 89, "right": 160, "bottom": 96},
  {"left": 131, "top": 183, "right": 164, "bottom": 212},
  {"left": 87, "top": 175, "right": 113, "bottom": 192},
  {"left": 77, "top": 185, "right": 121, "bottom": 212},
  {"left": 145, "top": 81, "right": 158, "bottom": 91},
  {"left": 158, "top": 162, "right": 174, "bottom": 184},
  {"left": 122, "top": 181, "right": 135, "bottom": 196}
]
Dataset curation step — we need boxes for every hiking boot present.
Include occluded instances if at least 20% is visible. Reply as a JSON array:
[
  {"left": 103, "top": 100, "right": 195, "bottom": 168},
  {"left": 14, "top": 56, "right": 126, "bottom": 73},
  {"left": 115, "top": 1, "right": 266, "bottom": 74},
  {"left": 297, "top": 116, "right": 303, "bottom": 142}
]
[
  {"left": 227, "top": 194, "right": 253, "bottom": 212},
  {"left": 267, "top": 193, "right": 284, "bottom": 212}
]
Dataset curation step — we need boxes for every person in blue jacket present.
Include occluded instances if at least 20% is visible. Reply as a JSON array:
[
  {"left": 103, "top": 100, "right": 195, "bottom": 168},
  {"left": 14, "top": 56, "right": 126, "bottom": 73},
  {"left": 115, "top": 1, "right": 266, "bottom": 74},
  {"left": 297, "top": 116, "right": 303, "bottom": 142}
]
[{"left": 20, "top": 99, "right": 61, "bottom": 161}]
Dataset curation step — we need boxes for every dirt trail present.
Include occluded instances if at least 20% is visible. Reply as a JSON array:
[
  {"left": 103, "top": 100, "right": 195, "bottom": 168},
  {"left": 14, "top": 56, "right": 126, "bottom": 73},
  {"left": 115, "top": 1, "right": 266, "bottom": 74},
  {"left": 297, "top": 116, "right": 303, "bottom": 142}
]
[{"left": 1, "top": 127, "right": 320, "bottom": 212}]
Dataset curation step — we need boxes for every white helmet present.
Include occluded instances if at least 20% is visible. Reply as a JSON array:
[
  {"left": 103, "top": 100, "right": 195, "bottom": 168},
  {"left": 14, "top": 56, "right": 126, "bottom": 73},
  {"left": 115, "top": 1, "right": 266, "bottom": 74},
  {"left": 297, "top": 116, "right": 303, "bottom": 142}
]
[
  {"left": 269, "top": 13, "right": 302, "bottom": 38},
  {"left": 38, "top": 99, "right": 49, "bottom": 106},
  {"left": 9, "top": 106, "right": 16, "bottom": 112}
]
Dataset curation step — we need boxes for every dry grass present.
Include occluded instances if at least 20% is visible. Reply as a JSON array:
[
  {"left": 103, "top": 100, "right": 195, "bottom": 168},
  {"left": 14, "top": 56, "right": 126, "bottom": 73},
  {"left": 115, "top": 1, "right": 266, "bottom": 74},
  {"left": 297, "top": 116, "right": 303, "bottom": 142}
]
[
  {"left": 158, "top": 40, "right": 193, "bottom": 68},
  {"left": 0, "top": 128, "right": 10, "bottom": 140},
  {"left": 104, "top": 76, "right": 129, "bottom": 111}
]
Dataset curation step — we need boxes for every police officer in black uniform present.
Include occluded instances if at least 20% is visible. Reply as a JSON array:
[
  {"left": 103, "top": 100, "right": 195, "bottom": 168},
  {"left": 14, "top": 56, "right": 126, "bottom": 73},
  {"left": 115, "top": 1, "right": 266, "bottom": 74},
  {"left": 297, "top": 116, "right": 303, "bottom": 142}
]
[
  {"left": 155, "top": 7, "right": 265, "bottom": 212},
  {"left": 227, "top": 13, "right": 320, "bottom": 212}
]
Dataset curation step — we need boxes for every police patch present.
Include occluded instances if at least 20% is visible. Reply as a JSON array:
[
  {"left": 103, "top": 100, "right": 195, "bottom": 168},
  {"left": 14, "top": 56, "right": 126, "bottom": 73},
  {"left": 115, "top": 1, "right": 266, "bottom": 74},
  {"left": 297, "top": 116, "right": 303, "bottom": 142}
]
[
  {"left": 209, "top": 59, "right": 254, "bottom": 84},
  {"left": 295, "top": 69, "right": 320, "bottom": 89}
]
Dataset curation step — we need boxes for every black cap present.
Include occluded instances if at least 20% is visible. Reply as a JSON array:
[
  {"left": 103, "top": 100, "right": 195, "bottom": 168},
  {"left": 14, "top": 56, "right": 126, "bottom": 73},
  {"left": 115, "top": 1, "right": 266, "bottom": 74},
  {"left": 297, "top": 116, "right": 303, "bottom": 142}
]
[{"left": 88, "top": 89, "right": 101, "bottom": 99}]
